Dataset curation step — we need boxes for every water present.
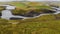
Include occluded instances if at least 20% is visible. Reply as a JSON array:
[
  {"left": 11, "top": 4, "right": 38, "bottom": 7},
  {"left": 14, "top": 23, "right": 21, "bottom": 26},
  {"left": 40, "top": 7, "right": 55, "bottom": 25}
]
[
  {"left": 1, "top": 10, "right": 27, "bottom": 20},
  {"left": 1, "top": 10, "right": 13, "bottom": 19},
  {"left": 52, "top": 8, "right": 60, "bottom": 14}
]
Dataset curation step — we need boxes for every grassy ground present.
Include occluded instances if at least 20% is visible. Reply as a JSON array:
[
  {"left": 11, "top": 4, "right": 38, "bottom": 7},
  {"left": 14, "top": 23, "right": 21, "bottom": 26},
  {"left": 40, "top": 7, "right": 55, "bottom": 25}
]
[
  {"left": 10, "top": 2, "right": 51, "bottom": 15},
  {"left": 9, "top": 2, "right": 51, "bottom": 9},
  {"left": 0, "top": 2, "right": 60, "bottom": 34},
  {"left": 0, "top": 14, "right": 60, "bottom": 34}
]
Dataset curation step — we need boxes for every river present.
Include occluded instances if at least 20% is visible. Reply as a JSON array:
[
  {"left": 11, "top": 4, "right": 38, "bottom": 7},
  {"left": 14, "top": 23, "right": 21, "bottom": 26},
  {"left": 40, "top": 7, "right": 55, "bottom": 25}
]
[{"left": 1, "top": 5, "right": 60, "bottom": 20}]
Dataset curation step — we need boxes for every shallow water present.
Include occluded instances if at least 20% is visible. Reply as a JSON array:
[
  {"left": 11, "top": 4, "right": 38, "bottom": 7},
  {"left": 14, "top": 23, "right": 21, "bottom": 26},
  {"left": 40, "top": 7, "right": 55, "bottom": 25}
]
[
  {"left": 1, "top": 10, "right": 28, "bottom": 20},
  {"left": 1, "top": 10, "right": 13, "bottom": 19}
]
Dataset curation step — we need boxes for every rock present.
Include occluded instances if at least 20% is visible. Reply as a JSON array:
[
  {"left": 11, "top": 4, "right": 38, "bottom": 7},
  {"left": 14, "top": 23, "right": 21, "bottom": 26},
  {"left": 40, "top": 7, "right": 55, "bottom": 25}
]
[
  {"left": 41, "top": 9, "right": 56, "bottom": 13},
  {"left": 24, "top": 10, "right": 41, "bottom": 17},
  {"left": 10, "top": 17, "right": 23, "bottom": 20}
]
